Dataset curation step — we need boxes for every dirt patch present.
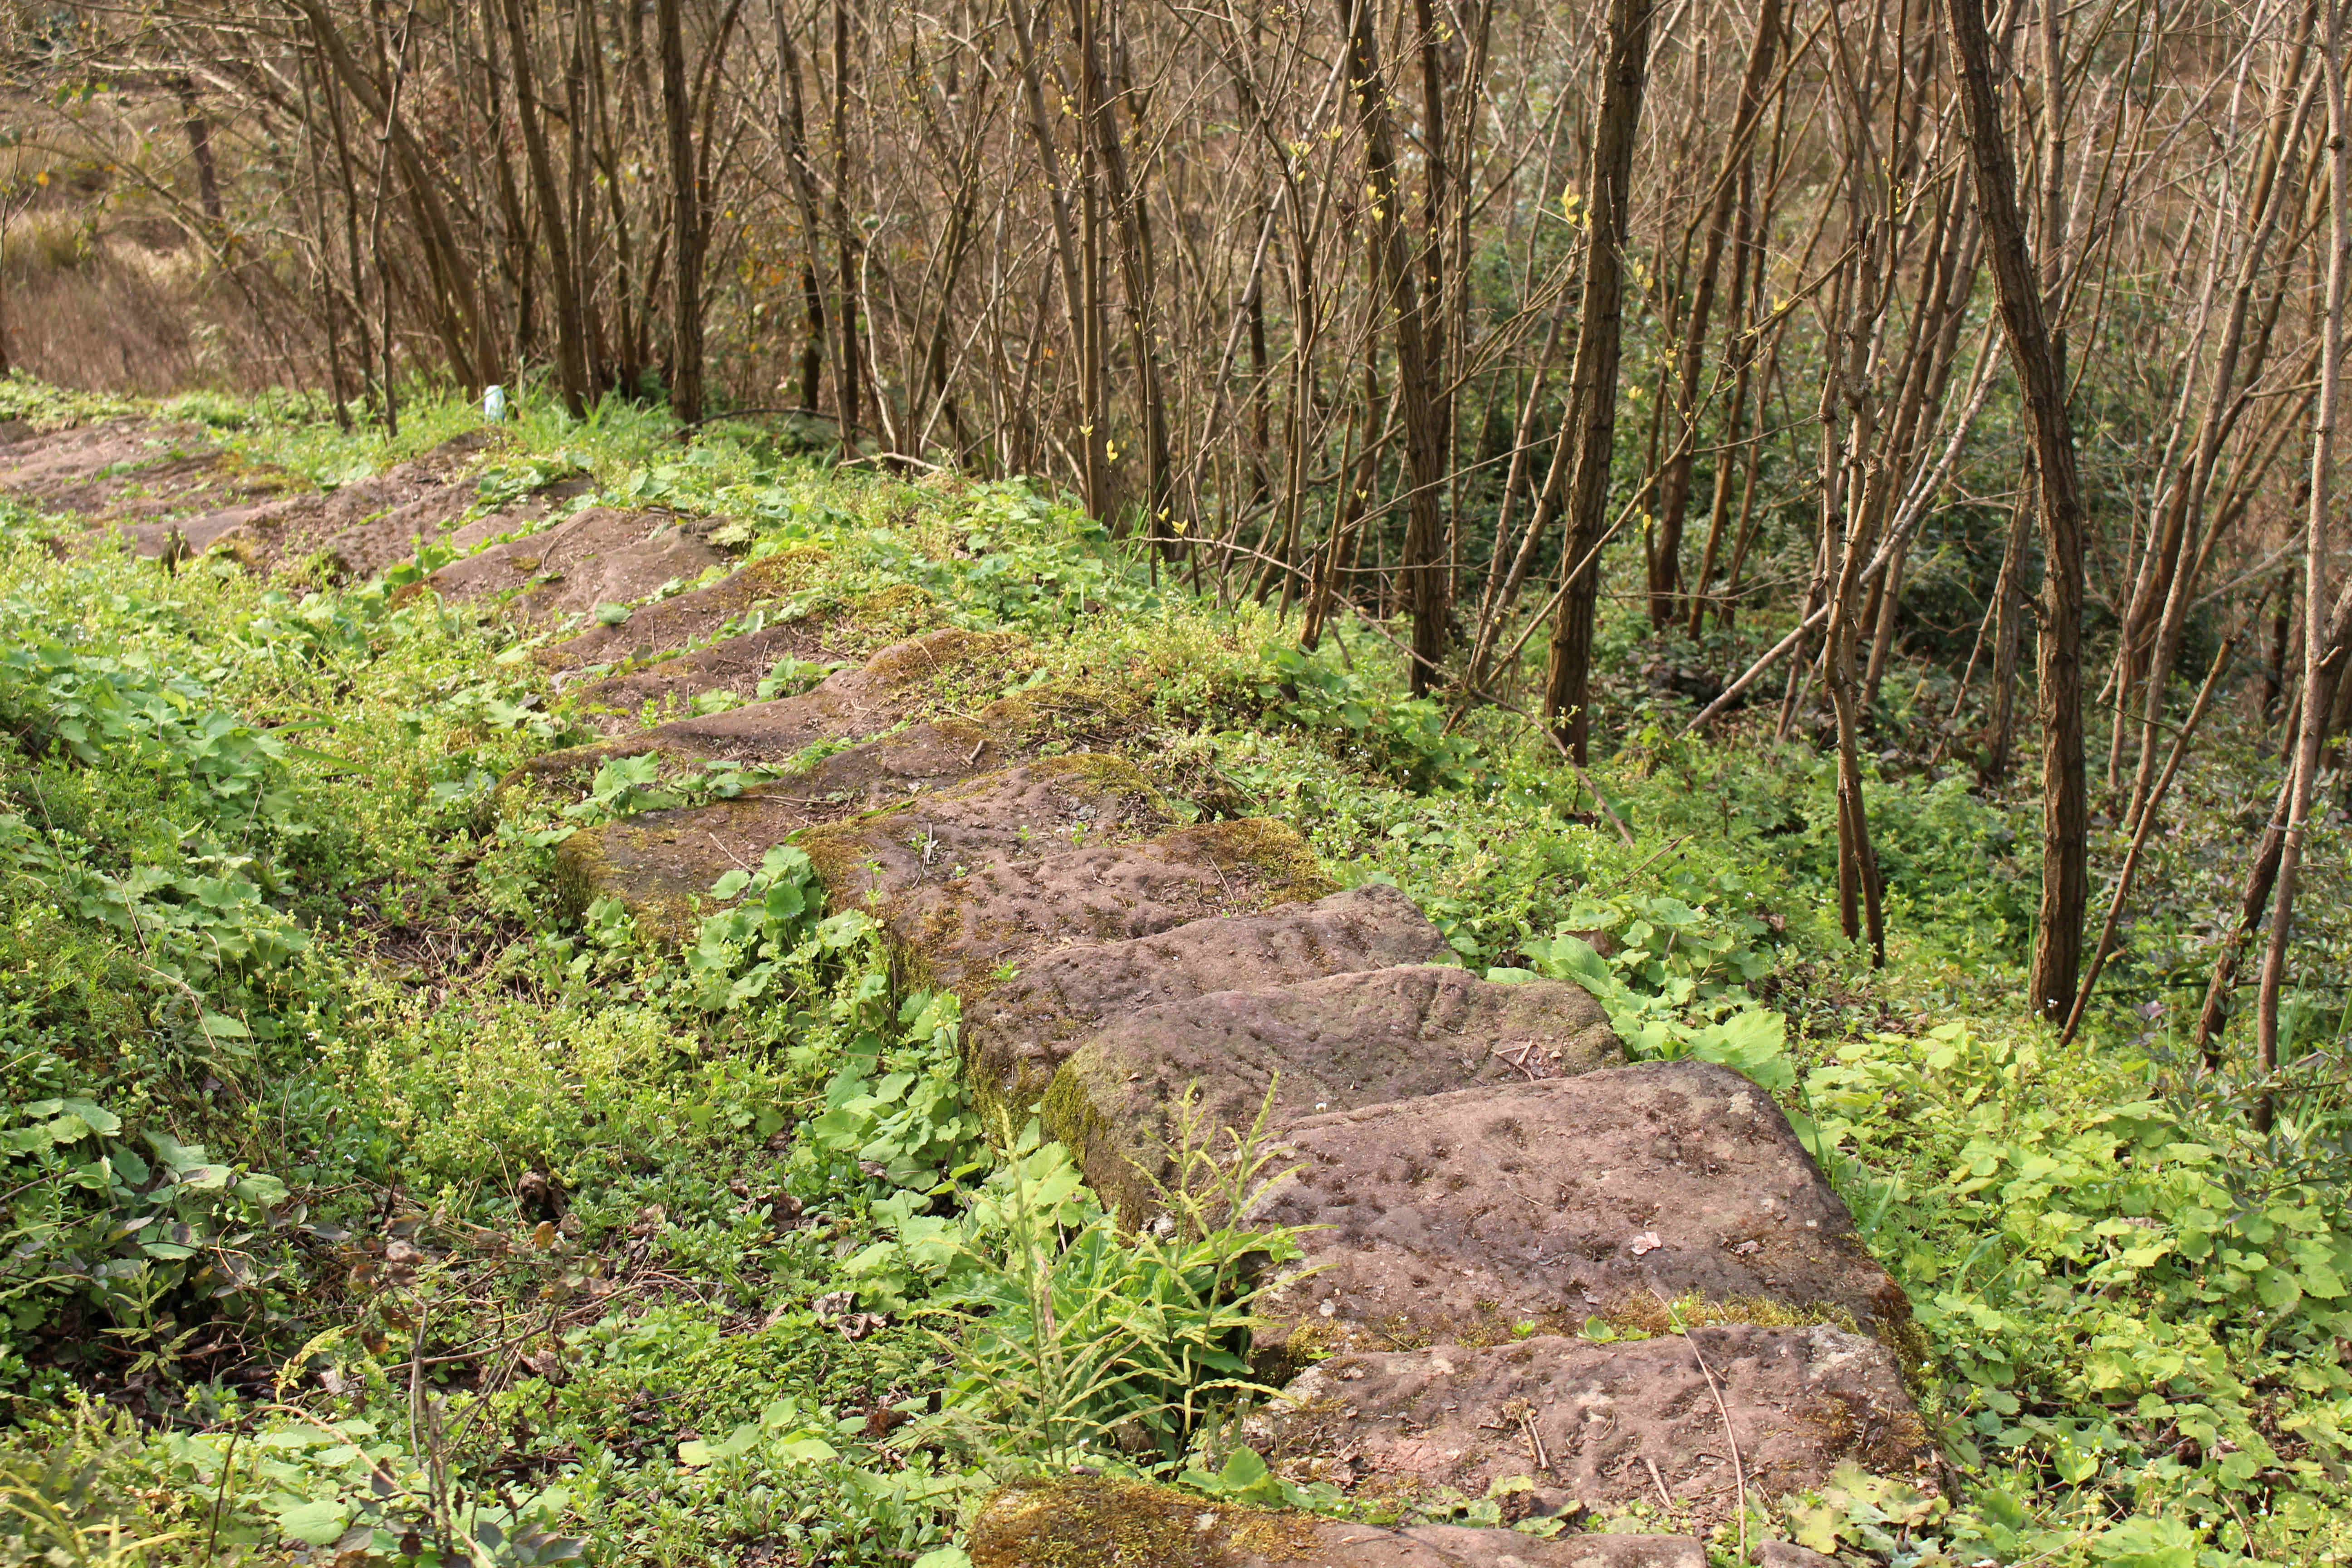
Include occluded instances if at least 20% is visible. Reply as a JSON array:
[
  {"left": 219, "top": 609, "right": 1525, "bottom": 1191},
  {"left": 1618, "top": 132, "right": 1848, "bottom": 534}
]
[
  {"left": 967, "top": 1475, "right": 1700, "bottom": 1567},
  {"left": 1247, "top": 1061, "right": 1913, "bottom": 1359},
  {"left": 1045, "top": 966, "right": 1621, "bottom": 1224},
  {"left": 964, "top": 881, "right": 1447, "bottom": 1114},
  {"left": 1249, "top": 1326, "right": 1933, "bottom": 1530},
  {"left": 423, "top": 505, "right": 729, "bottom": 623}
]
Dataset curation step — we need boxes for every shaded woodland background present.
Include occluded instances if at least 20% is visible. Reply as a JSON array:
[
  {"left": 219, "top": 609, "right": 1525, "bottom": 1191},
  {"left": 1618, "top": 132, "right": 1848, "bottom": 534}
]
[{"left": 4, "top": 0, "right": 2350, "bottom": 1046}]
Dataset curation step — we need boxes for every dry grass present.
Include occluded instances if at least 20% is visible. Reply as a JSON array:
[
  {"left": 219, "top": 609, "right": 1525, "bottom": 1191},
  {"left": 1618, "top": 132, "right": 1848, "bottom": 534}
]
[
  {"left": 3, "top": 225, "right": 285, "bottom": 397},
  {"left": 0, "top": 93, "right": 298, "bottom": 397}
]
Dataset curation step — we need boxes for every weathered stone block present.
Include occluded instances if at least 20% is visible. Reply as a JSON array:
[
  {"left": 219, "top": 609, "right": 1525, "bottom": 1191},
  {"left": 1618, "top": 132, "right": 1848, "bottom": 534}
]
[
  {"left": 964, "top": 882, "right": 1448, "bottom": 1107},
  {"left": 1045, "top": 965, "right": 1620, "bottom": 1222},
  {"left": 1251, "top": 1325, "right": 1934, "bottom": 1527},
  {"left": 1249, "top": 1061, "right": 1912, "bottom": 1356}
]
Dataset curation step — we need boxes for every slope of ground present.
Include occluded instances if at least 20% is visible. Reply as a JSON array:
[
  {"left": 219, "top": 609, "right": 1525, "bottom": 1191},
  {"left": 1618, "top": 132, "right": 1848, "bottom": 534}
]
[{"left": 0, "top": 376, "right": 2342, "bottom": 1568}]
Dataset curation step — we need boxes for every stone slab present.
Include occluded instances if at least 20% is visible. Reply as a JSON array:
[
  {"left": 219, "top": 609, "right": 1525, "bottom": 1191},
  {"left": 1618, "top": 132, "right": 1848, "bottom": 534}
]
[
  {"left": 563, "top": 623, "right": 846, "bottom": 731},
  {"left": 1404, "top": 1532, "right": 1702, "bottom": 1568},
  {"left": 551, "top": 677, "right": 1155, "bottom": 934},
  {"left": 1248, "top": 1061, "right": 1911, "bottom": 1355},
  {"left": 1754, "top": 1544, "right": 1842, "bottom": 1568},
  {"left": 540, "top": 547, "right": 843, "bottom": 674},
  {"left": 865, "top": 818, "right": 1336, "bottom": 996},
  {"left": 967, "top": 1476, "right": 1705, "bottom": 1567},
  {"left": 1250, "top": 1326, "right": 1934, "bottom": 1528},
  {"left": 423, "top": 505, "right": 728, "bottom": 622},
  {"left": 311, "top": 461, "right": 586, "bottom": 579},
  {"left": 1046, "top": 966, "right": 1619, "bottom": 1222},
  {"left": 799, "top": 755, "right": 1176, "bottom": 913},
  {"left": 964, "top": 882, "right": 1448, "bottom": 1108},
  {"left": 555, "top": 719, "right": 1029, "bottom": 937},
  {"left": 515, "top": 627, "right": 1020, "bottom": 784}
]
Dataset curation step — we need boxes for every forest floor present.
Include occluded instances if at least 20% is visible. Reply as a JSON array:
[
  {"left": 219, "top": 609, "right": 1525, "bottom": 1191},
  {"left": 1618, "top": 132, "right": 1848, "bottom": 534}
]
[{"left": 0, "top": 374, "right": 2343, "bottom": 1568}]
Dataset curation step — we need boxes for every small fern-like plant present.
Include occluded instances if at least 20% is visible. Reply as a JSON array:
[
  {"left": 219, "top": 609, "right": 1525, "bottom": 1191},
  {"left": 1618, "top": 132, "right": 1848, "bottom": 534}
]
[{"left": 924, "top": 1086, "right": 1308, "bottom": 1473}]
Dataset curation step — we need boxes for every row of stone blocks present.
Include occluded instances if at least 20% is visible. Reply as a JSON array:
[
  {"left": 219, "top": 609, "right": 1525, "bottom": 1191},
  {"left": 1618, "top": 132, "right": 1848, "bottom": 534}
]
[
  {"left": 535, "top": 634, "right": 1931, "bottom": 1563},
  {"left": 0, "top": 419, "right": 1931, "bottom": 1565}
]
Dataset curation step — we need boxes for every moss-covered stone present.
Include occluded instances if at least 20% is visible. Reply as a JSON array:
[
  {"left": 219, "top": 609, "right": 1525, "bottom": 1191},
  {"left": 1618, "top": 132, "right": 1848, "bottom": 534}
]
[
  {"left": 969, "top": 1476, "right": 1321, "bottom": 1568},
  {"left": 511, "top": 627, "right": 1025, "bottom": 789}
]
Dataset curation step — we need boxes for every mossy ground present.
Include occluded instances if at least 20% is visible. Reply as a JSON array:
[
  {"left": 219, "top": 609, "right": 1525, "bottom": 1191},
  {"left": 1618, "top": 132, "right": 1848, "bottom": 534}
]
[{"left": 970, "top": 1476, "right": 1326, "bottom": 1568}]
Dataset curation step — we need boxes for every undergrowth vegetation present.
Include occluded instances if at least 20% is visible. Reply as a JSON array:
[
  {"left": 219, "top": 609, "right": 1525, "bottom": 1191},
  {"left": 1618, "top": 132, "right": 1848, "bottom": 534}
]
[{"left": 0, "top": 377, "right": 2345, "bottom": 1567}]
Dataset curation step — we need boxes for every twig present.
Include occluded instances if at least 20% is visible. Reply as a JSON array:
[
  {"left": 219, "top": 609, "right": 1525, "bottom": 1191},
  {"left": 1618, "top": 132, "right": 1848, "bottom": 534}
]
[
  {"left": 1658, "top": 1288, "right": 1746, "bottom": 1562},
  {"left": 1642, "top": 1454, "right": 1675, "bottom": 1511},
  {"left": 1628, "top": 834, "right": 1690, "bottom": 877},
  {"left": 2061, "top": 631, "right": 2239, "bottom": 1044},
  {"left": 1490, "top": 1041, "right": 1542, "bottom": 1082},
  {"left": 202, "top": 1418, "right": 245, "bottom": 1567},
  {"left": 1504, "top": 1397, "right": 1554, "bottom": 1476}
]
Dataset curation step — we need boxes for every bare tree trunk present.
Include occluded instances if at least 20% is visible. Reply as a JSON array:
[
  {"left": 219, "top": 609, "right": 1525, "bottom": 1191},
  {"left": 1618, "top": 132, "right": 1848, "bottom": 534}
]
[
  {"left": 175, "top": 75, "right": 225, "bottom": 225},
  {"left": 1945, "top": 0, "right": 2091, "bottom": 1025},
  {"left": 498, "top": 0, "right": 591, "bottom": 414},
  {"left": 2256, "top": 0, "right": 2351, "bottom": 1115},
  {"left": 1338, "top": 0, "right": 1448, "bottom": 696},
  {"left": 1652, "top": 0, "right": 1781, "bottom": 630},
  {"left": 770, "top": 0, "right": 827, "bottom": 413},
  {"left": 1543, "top": 0, "right": 1653, "bottom": 757},
  {"left": 829, "top": 0, "right": 859, "bottom": 446},
  {"left": 1981, "top": 461, "right": 2035, "bottom": 784},
  {"left": 1075, "top": 0, "right": 1177, "bottom": 548}
]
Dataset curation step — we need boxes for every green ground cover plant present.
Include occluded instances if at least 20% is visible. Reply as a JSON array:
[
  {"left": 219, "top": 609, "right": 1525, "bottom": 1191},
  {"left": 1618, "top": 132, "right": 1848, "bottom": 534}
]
[{"left": 0, "top": 377, "right": 2344, "bottom": 1567}]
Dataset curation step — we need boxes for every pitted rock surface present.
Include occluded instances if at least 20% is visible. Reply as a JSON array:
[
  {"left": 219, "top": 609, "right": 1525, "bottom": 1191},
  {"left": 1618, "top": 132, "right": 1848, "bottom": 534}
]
[
  {"left": 1047, "top": 965, "right": 1620, "bottom": 1220},
  {"left": 1754, "top": 1545, "right": 1843, "bottom": 1568},
  {"left": 518, "top": 627, "right": 1019, "bottom": 781},
  {"left": 965, "top": 1475, "right": 1704, "bottom": 1568},
  {"left": 1247, "top": 1060, "right": 1910, "bottom": 1352},
  {"left": 964, "top": 882, "right": 1448, "bottom": 1104},
  {"left": 1250, "top": 1326, "right": 1933, "bottom": 1526},
  {"left": 869, "top": 818, "right": 1334, "bottom": 992},
  {"left": 424, "top": 505, "right": 729, "bottom": 622},
  {"left": 1402, "top": 1531, "right": 1704, "bottom": 1568},
  {"left": 799, "top": 756, "right": 1171, "bottom": 906}
]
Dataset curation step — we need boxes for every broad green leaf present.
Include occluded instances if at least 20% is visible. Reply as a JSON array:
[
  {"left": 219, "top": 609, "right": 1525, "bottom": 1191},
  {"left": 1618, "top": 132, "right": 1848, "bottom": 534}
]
[
  {"left": 2254, "top": 1266, "right": 2303, "bottom": 1313},
  {"left": 274, "top": 1499, "right": 352, "bottom": 1546}
]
